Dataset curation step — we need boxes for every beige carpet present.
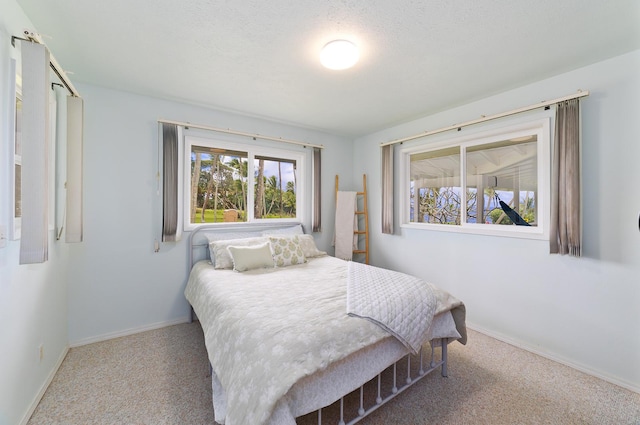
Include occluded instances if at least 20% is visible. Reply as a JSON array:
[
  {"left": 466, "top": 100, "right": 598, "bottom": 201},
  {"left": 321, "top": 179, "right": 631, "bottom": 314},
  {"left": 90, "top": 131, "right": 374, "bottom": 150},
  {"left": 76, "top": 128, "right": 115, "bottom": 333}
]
[{"left": 28, "top": 323, "right": 640, "bottom": 425}]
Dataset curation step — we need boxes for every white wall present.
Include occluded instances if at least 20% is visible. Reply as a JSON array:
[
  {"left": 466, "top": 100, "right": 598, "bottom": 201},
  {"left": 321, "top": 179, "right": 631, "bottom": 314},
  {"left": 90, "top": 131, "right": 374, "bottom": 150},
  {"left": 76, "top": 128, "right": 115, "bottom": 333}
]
[
  {"left": 0, "top": 1, "right": 71, "bottom": 424},
  {"left": 353, "top": 50, "right": 640, "bottom": 392},
  {"left": 66, "top": 83, "right": 354, "bottom": 345}
]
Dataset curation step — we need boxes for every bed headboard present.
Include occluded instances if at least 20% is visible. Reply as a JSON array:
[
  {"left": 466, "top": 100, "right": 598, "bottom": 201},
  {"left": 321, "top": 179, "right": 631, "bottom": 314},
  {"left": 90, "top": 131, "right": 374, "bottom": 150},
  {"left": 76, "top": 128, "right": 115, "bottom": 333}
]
[{"left": 189, "top": 222, "right": 305, "bottom": 267}]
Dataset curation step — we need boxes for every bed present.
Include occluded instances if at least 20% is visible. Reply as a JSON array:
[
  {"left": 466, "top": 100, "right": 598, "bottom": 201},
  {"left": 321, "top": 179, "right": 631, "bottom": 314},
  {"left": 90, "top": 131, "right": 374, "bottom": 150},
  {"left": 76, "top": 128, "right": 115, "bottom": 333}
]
[{"left": 184, "top": 224, "right": 466, "bottom": 425}]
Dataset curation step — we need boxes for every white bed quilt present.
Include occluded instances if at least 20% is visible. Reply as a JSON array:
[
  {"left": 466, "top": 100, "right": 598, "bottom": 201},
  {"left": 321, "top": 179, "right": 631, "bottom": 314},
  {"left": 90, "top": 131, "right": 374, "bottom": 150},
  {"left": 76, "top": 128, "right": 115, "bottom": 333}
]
[
  {"left": 185, "top": 256, "right": 466, "bottom": 425},
  {"left": 185, "top": 256, "right": 390, "bottom": 425}
]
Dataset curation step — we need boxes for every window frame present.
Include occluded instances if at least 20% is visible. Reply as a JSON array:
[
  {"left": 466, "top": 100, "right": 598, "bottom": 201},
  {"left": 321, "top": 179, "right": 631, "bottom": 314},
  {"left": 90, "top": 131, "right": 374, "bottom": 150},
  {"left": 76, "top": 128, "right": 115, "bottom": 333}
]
[
  {"left": 8, "top": 59, "right": 22, "bottom": 240},
  {"left": 183, "top": 134, "right": 306, "bottom": 231},
  {"left": 399, "top": 118, "right": 551, "bottom": 240}
]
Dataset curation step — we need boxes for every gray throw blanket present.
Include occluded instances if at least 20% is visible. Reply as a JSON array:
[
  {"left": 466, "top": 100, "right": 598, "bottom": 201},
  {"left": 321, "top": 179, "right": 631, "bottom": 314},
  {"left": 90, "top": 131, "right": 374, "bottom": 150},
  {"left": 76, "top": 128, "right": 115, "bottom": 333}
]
[{"left": 347, "top": 261, "right": 438, "bottom": 354}]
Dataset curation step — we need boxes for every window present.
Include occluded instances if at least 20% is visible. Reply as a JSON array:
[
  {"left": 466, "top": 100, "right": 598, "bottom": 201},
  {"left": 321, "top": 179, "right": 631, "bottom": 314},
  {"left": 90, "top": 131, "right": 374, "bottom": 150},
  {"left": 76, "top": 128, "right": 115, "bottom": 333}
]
[
  {"left": 401, "top": 119, "right": 550, "bottom": 239},
  {"left": 184, "top": 136, "right": 305, "bottom": 229}
]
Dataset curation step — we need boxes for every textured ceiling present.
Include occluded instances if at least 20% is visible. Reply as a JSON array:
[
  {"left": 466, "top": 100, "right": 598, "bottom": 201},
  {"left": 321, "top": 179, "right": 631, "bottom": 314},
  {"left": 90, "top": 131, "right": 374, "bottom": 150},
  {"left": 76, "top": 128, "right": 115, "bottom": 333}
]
[{"left": 15, "top": 0, "right": 640, "bottom": 137}]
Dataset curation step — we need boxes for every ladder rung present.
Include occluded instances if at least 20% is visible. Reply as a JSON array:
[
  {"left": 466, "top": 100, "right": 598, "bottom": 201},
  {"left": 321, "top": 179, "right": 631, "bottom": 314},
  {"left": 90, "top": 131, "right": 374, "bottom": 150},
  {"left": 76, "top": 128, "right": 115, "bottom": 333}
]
[
  {"left": 355, "top": 211, "right": 365, "bottom": 215},
  {"left": 357, "top": 191, "right": 365, "bottom": 195},
  {"left": 354, "top": 231, "right": 366, "bottom": 234},
  {"left": 353, "top": 250, "right": 367, "bottom": 254}
]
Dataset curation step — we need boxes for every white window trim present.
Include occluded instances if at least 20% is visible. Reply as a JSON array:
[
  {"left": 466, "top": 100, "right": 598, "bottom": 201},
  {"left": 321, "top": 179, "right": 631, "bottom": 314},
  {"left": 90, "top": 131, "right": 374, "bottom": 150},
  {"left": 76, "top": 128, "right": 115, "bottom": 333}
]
[
  {"left": 9, "top": 59, "right": 21, "bottom": 240},
  {"left": 183, "top": 135, "right": 306, "bottom": 231},
  {"left": 399, "top": 117, "right": 551, "bottom": 240}
]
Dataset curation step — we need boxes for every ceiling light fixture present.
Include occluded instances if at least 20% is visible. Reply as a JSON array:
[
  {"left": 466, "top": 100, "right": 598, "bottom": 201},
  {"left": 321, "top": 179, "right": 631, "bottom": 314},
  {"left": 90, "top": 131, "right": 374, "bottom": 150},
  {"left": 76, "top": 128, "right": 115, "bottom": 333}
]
[{"left": 320, "top": 40, "right": 359, "bottom": 70}]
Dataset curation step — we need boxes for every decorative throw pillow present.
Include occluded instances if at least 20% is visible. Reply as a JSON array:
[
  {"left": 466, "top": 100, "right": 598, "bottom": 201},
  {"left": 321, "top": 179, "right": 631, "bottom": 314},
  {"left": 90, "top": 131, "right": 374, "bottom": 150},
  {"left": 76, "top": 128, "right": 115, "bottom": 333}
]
[
  {"left": 227, "top": 242, "right": 274, "bottom": 272},
  {"left": 264, "top": 234, "right": 326, "bottom": 258},
  {"left": 297, "top": 234, "right": 327, "bottom": 258},
  {"left": 269, "top": 235, "right": 306, "bottom": 267},
  {"left": 210, "top": 236, "right": 269, "bottom": 269}
]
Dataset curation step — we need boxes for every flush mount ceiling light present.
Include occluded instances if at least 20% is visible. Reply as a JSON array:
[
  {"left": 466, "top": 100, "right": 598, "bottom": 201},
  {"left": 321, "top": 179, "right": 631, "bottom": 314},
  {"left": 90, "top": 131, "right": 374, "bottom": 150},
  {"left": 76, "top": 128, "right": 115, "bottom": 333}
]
[{"left": 320, "top": 40, "right": 359, "bottom": 70}]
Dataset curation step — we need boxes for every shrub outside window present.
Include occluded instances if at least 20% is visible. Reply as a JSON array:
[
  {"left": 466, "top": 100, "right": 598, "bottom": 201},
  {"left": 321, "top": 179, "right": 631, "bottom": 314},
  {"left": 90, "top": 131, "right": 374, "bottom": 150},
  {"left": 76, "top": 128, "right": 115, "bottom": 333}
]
[{"left": 401, "top": 119, "right": 550, "bottom": 239}]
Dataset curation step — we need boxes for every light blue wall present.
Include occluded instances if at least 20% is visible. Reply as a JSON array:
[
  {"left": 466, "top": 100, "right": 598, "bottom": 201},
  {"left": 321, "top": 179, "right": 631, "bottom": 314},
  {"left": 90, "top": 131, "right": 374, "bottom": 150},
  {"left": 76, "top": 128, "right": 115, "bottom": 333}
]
[
  {"left": 3, "top": 0, "right": 639, "bottom": 421},
  {"left": 353, "top": 50, "right": 640, "bottom": 391},
  {"left": 66, "top": 83, "right": 354, "bottom": 345},
  {"left": 0, "top": 1, "right": 70, "bottom": 424}
]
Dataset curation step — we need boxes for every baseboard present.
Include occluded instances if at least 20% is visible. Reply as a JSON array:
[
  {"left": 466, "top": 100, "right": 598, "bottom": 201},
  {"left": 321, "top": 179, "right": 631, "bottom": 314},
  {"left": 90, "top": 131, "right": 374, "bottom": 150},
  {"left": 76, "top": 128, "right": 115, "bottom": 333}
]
[
  {"left": 69, "top": 316, "right": 192, "bottom": 348},
  {"left": 20, "top": 345, "right": 69, "bottom": 425},
  {"left": 467, "top": 322, "right": 640, "bottom": 394}
]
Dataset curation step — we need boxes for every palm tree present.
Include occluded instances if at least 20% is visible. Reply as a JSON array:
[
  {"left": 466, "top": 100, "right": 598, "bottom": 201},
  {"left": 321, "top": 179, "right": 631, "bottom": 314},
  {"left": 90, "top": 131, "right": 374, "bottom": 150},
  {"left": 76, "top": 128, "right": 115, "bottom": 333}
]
[
  {"left": 190, "top": 152, "right": 202, "bottom": 223},
  {"left": 255, "top": 159, "right": 265, "bottom": 218},
  {"left": 278, "top": 161, "right": 283, "bottom": 217},
  {"left": 265, "top": 175, "right": 279, "bottom": 216},
  {"left": 283, "top": 181, "right": 296, "bottom": 216},
  {"left": 228, "top": 157, "right": 247, "bottom": 219}
]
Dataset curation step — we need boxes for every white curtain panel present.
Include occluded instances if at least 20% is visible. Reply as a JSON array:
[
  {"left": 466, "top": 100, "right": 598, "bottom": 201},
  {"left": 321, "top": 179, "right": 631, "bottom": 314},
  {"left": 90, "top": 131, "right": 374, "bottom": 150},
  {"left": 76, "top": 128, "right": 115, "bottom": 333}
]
[
  {"left": 19, "top": 42, "right": 50, "bottom": 264},
  {"left": 66, "top": 96, "right": 84, "bottom": 242}
]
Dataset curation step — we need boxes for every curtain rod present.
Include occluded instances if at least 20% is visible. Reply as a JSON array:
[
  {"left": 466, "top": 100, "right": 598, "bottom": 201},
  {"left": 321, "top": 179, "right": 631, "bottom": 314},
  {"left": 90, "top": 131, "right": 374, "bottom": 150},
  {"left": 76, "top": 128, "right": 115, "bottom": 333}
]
[
  {"left": 381, "top": 90, "right": 589, "bottom": 147},
  {"left": 158, "top": 118, "right": 324, "bottom": 149},
  {"left": 12, "top": 30, "right": 81, "bottom": 98}
]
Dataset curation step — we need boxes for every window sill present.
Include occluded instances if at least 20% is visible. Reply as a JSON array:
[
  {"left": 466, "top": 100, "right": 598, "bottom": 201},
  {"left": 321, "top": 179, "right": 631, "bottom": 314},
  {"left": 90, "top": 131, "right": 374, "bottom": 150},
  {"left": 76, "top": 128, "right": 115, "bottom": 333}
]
[
  {"left": 184, "top": 220, "right": 303, "bottom": 233},
  {"left": 400, "top": 222, "right": 548, "bottom": 240}
]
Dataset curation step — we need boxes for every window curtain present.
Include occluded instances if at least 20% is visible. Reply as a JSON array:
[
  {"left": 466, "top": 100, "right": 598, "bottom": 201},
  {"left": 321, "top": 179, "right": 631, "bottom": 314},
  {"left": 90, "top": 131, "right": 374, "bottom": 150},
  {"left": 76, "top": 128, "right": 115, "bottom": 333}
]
[
  {"left": 162, "top": 123, "right": 180, "bottom": 242},
  {"left": 550, "top": 98, "right": 581, "bottom": 256},
  {"left": 381, "top": 144, "right": 394, "bottom": 234},
  {"left": 66, "top": 96, "right": 84, "bottom": 242},
  {"left": 19, "top": 42, "right": 50, "bottom": 264},
  {"left": 312, "top": 147, "right": 322, "bottom": 232}
]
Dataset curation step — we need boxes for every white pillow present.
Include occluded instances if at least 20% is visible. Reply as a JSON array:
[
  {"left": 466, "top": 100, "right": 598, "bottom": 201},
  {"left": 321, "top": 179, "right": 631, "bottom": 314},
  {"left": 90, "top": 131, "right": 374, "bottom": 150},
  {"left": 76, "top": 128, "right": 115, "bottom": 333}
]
[
  {"left": 210, "top": 236, "right": 269, "bottom": 269},
  {"left": 297, "top": 234, "right": 327, "bottom": 258},
  {"left": 227, "top": 243, "right": 275, "bottom": 272},
  {"left": 269, "top": 235, "right": 307, "bottom": 267}
]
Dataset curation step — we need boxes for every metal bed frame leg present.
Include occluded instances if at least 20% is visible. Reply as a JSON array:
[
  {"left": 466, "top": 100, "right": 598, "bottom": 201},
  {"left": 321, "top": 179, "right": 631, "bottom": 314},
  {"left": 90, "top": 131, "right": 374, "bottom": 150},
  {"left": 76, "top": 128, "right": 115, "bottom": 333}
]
[
  {"left": 392, "top": 363, "right": 398, "bottom": 393},
  {"left": 430, "top": 342, "right": 437, "bottom": 368},
  {"left": 338, "top": 397, "right": 345, "bottom": 425},
  {"left": 441, "top": 338, "right": 448, "bottom": 377}
]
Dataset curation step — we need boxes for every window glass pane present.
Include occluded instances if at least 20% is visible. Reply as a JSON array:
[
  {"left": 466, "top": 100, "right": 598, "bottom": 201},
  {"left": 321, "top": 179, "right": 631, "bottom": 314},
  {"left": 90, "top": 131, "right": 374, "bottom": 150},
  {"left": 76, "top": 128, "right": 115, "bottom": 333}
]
[
  {"left": 410, "top": 147, "right": 461, "bottom": 224},
  {"left": 254, "top": 156, "right": 297, "bottom": 219},
  {"left": 465, "top": 136, "right": 537, "bottom": 226},
  {"left": 190, "top": 145, "right": 248, "bottom": 223}
]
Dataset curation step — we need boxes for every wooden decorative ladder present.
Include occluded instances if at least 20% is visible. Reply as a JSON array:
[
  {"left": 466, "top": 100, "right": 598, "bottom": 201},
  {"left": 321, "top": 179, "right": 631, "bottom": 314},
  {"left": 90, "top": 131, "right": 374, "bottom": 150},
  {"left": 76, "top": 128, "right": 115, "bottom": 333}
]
[{"left": 335, "top": 174, "right": 369, "bottom": 264}]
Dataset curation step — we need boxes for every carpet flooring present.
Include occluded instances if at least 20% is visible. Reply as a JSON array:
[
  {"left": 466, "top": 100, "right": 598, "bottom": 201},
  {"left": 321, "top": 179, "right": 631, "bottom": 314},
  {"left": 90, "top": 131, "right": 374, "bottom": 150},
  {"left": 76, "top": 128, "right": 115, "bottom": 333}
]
[{"left": 27, "top": 322, "right": 640, "bottom": 425}]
